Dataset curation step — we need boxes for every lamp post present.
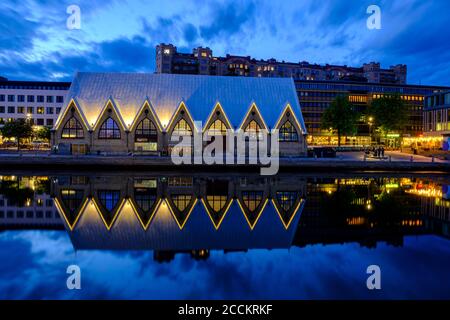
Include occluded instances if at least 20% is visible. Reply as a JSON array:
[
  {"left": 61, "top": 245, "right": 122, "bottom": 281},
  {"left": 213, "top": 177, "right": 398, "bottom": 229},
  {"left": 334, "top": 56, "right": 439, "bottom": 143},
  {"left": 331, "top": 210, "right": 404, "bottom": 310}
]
[{"left": 368, "top": 116, "right": 374, "bottom": 146}]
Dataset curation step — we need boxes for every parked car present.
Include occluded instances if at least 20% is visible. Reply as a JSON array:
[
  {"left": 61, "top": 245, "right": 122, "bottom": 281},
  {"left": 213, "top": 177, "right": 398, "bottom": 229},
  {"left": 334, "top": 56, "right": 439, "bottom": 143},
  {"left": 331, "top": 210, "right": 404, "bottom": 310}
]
[{"left": 308, "top": 147, "right": 337, "bottom": 158}]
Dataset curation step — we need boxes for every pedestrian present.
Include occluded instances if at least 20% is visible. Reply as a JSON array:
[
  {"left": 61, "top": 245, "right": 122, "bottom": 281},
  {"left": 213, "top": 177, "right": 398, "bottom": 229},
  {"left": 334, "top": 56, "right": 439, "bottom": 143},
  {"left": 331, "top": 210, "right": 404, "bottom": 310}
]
[{"left": 381, "top": 147, "right": 385, "bottom": 158}]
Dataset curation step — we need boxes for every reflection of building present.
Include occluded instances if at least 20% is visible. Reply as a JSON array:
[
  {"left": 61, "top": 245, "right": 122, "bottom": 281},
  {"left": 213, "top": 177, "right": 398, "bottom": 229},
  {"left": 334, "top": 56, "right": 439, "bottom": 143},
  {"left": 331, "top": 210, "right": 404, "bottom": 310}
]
[
  {"left": 0, "top": 78, "right": 69, "bottom": 129},
  {"left": 156, "top": 44, "right": 407, "bottom": 84},
  {"left": 423, "top": 90, "right": 450, "bottom": 150},
  {"left": 53, "top": 72, "right": 307, "bottom": 156},
  {"left": 295, "top": 177, "right": 427, "bottom": 248},
  {"left": 51, "top": 174, "right": 307, "bottom": 261},
  {"left": 0, "top": 176, "right": 62, "bottom": 229}
]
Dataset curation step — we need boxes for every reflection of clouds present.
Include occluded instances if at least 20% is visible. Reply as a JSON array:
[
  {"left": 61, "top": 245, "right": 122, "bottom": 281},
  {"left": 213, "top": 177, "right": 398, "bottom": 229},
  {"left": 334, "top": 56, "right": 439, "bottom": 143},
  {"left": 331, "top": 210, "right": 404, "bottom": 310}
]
[{"left": 1, "top": 231, "right": 450, "bottom": 299}]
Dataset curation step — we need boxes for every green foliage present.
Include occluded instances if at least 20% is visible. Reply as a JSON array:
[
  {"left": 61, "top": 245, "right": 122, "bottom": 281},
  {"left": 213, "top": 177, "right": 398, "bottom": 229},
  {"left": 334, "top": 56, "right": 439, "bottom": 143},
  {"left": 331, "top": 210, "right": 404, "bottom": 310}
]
[
  {"left": 34, "top": 126, "right": 51, "bottom": 142},
  {"left": 369, "top": 94, "right": 407, "bottom": 134},
  {"left": 321, "top": 95, "right": 359, "bottom": 146},
  {"left": 0, "top": 119, "right": 33, "bottom": 150}
]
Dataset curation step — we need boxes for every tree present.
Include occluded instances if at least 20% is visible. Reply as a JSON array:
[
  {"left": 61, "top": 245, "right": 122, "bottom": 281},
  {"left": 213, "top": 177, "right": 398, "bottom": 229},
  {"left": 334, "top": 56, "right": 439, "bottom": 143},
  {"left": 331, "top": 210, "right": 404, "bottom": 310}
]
[
  {"left": 369, "top": 94, "right": 407, "bottom": 134},
  {"left": 0, "top": 119, "right": 33, "bottom": 151},
  {"left": 34, "top": 126, "right": 51, "bottom": 142},
  {"left": 321, "top": 95, "right": 359, "bottom": 146}
]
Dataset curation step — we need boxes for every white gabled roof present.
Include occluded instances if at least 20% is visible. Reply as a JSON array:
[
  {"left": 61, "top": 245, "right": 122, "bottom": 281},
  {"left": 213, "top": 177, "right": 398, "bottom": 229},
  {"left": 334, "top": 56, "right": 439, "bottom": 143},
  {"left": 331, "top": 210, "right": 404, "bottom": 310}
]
[{"left": 58, "top": 72, "right": 307, "bottom": 133}]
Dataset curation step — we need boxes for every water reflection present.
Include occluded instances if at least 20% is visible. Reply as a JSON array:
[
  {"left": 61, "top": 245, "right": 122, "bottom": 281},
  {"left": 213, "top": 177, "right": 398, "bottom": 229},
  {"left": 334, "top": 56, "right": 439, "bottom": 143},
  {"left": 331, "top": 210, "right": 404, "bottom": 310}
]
[{"left": 1, "top": 173, "right": 450, "bottom": 263}]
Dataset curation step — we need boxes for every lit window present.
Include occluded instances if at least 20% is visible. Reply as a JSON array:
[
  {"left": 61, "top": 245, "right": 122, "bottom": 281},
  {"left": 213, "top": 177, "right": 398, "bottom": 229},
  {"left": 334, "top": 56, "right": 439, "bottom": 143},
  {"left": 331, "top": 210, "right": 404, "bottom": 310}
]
[
  {"left": 163, "top": 49, "right": 171, "bottom": 55},
  {"left": 242, "top": 191, "right": 263, "bottom": 212},
  {"left": 37, "top": 107, "right": 44, "bottom": 114},
  {"left": 62, "top": 117, "right": 84, "bottom": 139},
  {"left": 208, "top": 119, "right": 227, "bottom": 135},
  {"left": 98, "top": 117, "right": 121, "bottom": 139},
  {"left": 172, "top": 118, "right": 192, "bottom": 136},
  {"left": 134, "top": 118, "right": 158, "bottom": 151},
  {"left": 244, "top": 120, "right": 261, "bottom": 140},
  {"left": 279, "top": 121, "right": 299, "bottom": 142}
]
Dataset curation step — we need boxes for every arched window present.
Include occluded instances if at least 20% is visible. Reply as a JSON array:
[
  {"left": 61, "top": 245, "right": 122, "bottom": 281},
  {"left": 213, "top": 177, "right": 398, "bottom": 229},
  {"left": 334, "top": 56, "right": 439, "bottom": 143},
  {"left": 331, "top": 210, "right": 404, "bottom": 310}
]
[
  {"left": 276, "top": 191, "right": 297, "bottom": 213},
  {"left": 135, "top": 118, "right": 157, "bottom": 142},
  {"left": 244, "top": 120, "right": 261, "bottom": 140},
  {"left": 61, "top": 117, "right": 84, "bottom": 139},
  {"left": 279, "top": 121, "right": 298, "bottom": 142},
  {"left": 172, "top": 118, "right": 192, "bottom": 136},
  {"left": 134, "top": 118, "right": 158, "bottom": 151},
  {"left": 242, "top": 191, "right": 263, "bottom": 213},
  {"left": 172, "top": 194, "right": 192, "bottom": 212},
  {"left": 208, "top": 119, "right": 227, "bottom": 135},
  {"left": 98, "top": 117, "right": 121, "bottom": 139}
]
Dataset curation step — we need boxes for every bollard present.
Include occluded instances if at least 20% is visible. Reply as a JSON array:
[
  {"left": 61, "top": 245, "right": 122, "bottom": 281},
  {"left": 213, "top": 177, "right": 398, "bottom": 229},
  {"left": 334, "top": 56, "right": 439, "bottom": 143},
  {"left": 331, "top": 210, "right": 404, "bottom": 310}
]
[
  {"left": 432, "top": 156, "right": 435, "bottom": 163},
  {"left": 410, "top": 155, "right": 413, "bottom": 162}
]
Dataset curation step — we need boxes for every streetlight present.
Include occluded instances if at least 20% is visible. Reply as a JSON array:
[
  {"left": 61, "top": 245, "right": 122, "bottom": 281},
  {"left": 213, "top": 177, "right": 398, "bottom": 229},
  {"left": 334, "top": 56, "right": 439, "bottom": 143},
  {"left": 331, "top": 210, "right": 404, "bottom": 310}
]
[{"left": 368, "top": 116, "right": 374, "bottom": 146}]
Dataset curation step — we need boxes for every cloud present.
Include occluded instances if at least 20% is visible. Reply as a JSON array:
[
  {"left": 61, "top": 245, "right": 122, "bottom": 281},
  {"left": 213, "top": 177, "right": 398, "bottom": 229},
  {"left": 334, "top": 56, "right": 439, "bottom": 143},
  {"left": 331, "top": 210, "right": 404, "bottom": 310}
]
[{"left": 199, "top": 1, "right": 256, "bottom": 41}]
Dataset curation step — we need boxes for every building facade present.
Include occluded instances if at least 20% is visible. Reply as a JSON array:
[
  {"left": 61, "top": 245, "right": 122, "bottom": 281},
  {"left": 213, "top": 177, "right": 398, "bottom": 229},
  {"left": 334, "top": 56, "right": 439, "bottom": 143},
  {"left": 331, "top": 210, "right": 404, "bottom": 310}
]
[
  {"left": 423, "top": 91, "right": 450, "bottom": 150},
  {"left": 156, "top": 43, "right": 407, "bottom": 84},
  {"left": 296, "top": 81, "right": 449, "bottom": 146},
  {"left": 53, "top": 72, "right": 307, "bottom": 157},
  {"left": 0, "top": 79, "right": 70, "bottom": 128}
]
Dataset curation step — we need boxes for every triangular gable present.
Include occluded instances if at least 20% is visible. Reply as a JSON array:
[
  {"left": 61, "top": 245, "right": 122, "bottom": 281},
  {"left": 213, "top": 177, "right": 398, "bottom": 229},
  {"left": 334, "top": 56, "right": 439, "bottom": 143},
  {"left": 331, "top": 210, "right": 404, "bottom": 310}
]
[
  {"left": 201, "top": 198, "right": 234, "bottom": 230},
  {"left": 92, "top": 98, "right": 127, "bottom": 132},
  {"left": 203, "top": 102, "right": 233, "bottom": 133},
  {"left": 166, "top": 101, "right": 198, "bottom": 133},
  {"left": 238, "top": 102, "right": 268, "bottom": 131},
  {"left": 129, "top": 99, "right": 163, "bottom": 132},
  {"left": 54, "top": 98, "right": 90, "bottom": 131},
  {"left": 274, "top": 103, "right": 306, "bottom": 134}
]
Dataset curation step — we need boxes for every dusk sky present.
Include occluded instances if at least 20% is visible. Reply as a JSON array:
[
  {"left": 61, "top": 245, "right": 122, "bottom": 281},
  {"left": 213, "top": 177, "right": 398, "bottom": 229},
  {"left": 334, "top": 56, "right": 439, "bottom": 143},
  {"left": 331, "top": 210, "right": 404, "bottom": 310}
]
[{"left": 0, "top": 0, "right": 449, "bottom": 86}]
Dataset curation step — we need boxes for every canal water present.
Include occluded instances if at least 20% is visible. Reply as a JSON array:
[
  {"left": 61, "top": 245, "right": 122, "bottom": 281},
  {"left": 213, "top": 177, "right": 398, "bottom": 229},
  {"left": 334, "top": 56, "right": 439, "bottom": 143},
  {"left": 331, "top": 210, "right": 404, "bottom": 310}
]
[{"left": 0, "top": 172, "right": 449, "bottom": 299}]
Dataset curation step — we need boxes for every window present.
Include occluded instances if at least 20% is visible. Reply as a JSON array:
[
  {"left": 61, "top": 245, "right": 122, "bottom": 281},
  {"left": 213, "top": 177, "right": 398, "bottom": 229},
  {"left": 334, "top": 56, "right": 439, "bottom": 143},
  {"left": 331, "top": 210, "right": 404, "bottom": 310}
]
[
  {"left": 37, "top": 119, "right": 44, "bottom": 125},
  {"left": 0, "top": 106, "right": 4, "bottom": 113},
  {"left": 244, "top": 120, "right": 261, "bottom": 140},
  {"left": 7, "top": 106, "right": 15, "bottom": 113},
  {"left": 27, "top": 107, "right": 34, "bottom": 114},
  {"left": 46, "top": 107, "right": 53, "bottom": 114},
  {"left": 208, "top": 119, "right": 227, "bottom": 135},
  {"left": 18, "top": 95, "right": 25, "bottom": 102},
  {"left": 0, "top": 95, "right": 4, "bottom": 102},
  {"left": 62, "top": 117, "right": 84, "bottom": 139},
  {"left": 242, "top": 191, "right": 263, "bottom": 212},
  {"left": 98, "top": 117, "right": 121, "bottom": 139},
  {"left": 56, "top": 96, "right": 64, "bottom": 103},
  {"left": 207, "top": 195, "right": 227, "bottom": 212},
  {"left": 98, "top": 190, "right": 120, "bottom": 212},
  {"left": 37, "top": 107, "right": 44, "bottom": 114},
  {"left": 46, "top": 96, "right": 54, "bottom": 103},
  {"left": 8, "top": 95, "right": 15, "bottom": 102},
  {"left": 279, "top": 121, "right": 299, "bottom": 142},
  {"left": 17, "top": 106, "right": 24, "bottom": 114},
  {"left": 172, "top": 194, "right": 192, "bottom": 212},
  {"left": 135, "top": 118, "right": 157, "bottom": 142},
  {"left": 276, "top": 191, "right": 297, "bottom": 213},
  {"left": 134, "top": 118, "right": 157, "bottom": 151},
  {"left": 172, "top": 118, "right": 192, "bottom": 136},
  {"left": 27, "top": 95, "right": 34, "bottom": 102},
  {"left": 56, "top": 107, "right": 61, "bottom": 114},
  {"left": 46, "top": 119, "right": 54, "bottom": 126},
  {"left": 37, "top": 95, "right": 44, "bottom": 103}
]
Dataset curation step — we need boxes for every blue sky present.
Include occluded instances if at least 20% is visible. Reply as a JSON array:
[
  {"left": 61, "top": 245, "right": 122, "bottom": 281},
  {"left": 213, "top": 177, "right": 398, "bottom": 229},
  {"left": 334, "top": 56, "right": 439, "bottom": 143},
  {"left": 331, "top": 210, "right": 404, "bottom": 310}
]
[{"left": 0, "top": 0, "right": 449, "bottom": 85}]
